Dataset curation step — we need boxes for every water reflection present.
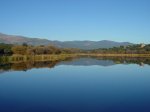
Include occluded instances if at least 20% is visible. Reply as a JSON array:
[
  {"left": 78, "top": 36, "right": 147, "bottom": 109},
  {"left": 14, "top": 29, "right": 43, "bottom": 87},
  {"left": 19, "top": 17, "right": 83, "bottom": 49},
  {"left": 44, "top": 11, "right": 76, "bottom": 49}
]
[
  {"left": 0, "top": 56, "right": 150, "bottom": 73},
  {"left": 0, "top": 56, "right": 150, "bottom": 112}
]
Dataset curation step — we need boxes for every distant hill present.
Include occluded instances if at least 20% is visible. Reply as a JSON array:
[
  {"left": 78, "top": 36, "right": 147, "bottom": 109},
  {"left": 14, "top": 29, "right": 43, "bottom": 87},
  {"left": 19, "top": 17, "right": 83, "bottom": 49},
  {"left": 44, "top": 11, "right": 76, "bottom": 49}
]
[{"left": 0, "top": 33, "right": 133, "bottom": 49}]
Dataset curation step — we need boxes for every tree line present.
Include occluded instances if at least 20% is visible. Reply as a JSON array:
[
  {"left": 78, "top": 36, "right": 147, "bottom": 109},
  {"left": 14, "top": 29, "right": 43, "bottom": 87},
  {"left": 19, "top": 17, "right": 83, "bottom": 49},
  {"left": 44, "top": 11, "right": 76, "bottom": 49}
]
[
  {"left": 88, "top": 44, "right": 150, "bottom": 54},
  {"left": 0, "top": 43, "right": 81, "bottom": 55},
  {"left": 0, "top": 43, "right": 150, "bottom": 56}
]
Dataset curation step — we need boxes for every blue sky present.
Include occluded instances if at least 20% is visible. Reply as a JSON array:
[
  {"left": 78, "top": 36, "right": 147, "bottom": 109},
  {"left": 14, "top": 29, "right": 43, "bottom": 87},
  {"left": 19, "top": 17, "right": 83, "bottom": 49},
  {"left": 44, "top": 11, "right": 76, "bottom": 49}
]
[{"left": 0, "top": 0, "right": 150, "bottom": 43}]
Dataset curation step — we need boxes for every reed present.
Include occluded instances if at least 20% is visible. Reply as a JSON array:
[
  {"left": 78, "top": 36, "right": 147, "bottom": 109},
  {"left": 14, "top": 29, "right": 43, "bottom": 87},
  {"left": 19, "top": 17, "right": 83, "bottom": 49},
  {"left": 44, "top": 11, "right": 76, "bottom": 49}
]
[
  {"left": 0, "top": 53, "right": 150, "bottom": 64},
  {"left": 78, "top": 53, "right": 150, "bottom": 57},
  {"left": 0, "top": 54, "right": 77, "bottom": 63}
]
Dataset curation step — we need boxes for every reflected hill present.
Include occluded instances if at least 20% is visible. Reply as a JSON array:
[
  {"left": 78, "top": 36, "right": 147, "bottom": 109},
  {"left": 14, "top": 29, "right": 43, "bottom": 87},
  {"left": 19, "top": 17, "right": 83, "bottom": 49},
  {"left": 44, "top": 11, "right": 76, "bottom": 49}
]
[
  {"left": 57, "top": 58, "right": 116, "bottom": 66},
  {"left": 0, "top": 56, "right": 150, "bottom": 73}
]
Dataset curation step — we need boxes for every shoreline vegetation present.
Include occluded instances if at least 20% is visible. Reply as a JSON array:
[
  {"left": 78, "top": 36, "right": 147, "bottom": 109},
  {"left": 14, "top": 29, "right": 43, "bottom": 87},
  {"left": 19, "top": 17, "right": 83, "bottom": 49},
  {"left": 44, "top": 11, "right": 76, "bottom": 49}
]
[
  {"left": 0, "top": 54, "right": 77, "bottom": 63},
  {"left": 0, "top": 53, "right": 150, "bottom": 64},
  {"left": 0, "top": 43, "right": 150, "bottom": 63}
]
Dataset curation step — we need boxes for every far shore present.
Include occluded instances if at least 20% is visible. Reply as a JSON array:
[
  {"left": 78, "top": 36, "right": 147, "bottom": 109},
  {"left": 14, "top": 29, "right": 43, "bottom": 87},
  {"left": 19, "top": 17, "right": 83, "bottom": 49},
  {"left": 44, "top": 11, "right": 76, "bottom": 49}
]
[{"left": 78, "top": 53, "right": 150, "bottom": 57}]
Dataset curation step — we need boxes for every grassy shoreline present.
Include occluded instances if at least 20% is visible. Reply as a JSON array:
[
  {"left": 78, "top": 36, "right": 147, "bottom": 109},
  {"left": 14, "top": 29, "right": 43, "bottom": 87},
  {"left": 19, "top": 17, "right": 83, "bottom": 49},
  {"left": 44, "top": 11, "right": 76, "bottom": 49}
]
[
  {"left": 0, "top": 53, "right": 150, "bottom": 63},
  {"left": 0, "top": 54, "right": 77, "bottom": 63},
  {"left": 78, "top": 53, "right": 150, "bottom": 57}
]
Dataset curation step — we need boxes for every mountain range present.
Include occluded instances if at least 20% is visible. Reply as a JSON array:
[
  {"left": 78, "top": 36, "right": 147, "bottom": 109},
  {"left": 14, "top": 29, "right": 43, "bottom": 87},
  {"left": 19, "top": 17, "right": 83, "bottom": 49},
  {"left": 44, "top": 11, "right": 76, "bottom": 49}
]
[{"left": 0, "top": 33, "right": 133, "bottom": 49}]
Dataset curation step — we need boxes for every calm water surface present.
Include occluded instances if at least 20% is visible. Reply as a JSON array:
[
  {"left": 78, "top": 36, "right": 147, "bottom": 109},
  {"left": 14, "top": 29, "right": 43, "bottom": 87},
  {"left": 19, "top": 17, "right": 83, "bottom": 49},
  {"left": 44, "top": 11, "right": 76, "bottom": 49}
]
[{"left": 0, "top": 58, "right": 150, "bottom": 112}]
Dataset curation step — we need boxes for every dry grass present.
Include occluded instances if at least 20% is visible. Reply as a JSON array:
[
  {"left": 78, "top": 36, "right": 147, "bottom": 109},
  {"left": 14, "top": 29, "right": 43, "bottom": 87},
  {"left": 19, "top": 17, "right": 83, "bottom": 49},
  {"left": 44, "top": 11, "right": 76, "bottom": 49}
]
[
  {"left": 0, "top": 53, "right": 150, "bottom": 63},
  {"left": 78, "top": 53, "right": 150, "bottom": 57}
]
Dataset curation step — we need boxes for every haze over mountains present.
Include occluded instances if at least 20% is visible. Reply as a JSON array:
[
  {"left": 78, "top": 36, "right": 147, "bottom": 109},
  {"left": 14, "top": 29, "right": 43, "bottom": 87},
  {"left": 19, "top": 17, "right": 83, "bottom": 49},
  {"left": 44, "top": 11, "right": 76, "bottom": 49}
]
[{"left": 0, "top": 33, "right": 133, "bottom": 50}]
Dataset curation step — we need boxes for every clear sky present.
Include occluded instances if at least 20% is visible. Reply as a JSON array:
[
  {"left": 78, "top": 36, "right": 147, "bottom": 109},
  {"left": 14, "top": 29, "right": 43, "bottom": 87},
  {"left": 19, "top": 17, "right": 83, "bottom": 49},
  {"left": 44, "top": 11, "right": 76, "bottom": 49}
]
[{"left": 0, "top": 0, "right": 150, "bottom": 43}]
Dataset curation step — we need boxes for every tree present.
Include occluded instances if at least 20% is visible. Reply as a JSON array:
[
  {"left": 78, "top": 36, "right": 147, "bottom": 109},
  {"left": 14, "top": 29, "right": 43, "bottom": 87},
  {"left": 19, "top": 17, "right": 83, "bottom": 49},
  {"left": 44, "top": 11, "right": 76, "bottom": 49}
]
[
  {"left": 0, "top": 43, "right": 12, "bottom": 55},
  {"left": 12, "top": 46, "right": 27, "bottom": 55},
  {"left": 22, "top": 43, "right": 28, "bottom": 47}
]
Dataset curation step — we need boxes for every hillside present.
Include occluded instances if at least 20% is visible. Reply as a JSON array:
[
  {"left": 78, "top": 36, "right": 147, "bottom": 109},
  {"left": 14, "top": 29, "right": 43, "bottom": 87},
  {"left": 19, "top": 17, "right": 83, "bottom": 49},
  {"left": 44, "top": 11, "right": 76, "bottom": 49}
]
[{"left": 0, "top": 33, "right": 133, "bottom": 49}]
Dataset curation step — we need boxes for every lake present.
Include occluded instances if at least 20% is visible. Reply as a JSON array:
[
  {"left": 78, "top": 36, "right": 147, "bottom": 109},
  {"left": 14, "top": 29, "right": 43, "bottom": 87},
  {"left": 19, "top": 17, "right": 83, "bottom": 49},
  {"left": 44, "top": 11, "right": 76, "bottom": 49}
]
[{"left": 0, "top": 57, "right": 150, "bottom": 112}]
